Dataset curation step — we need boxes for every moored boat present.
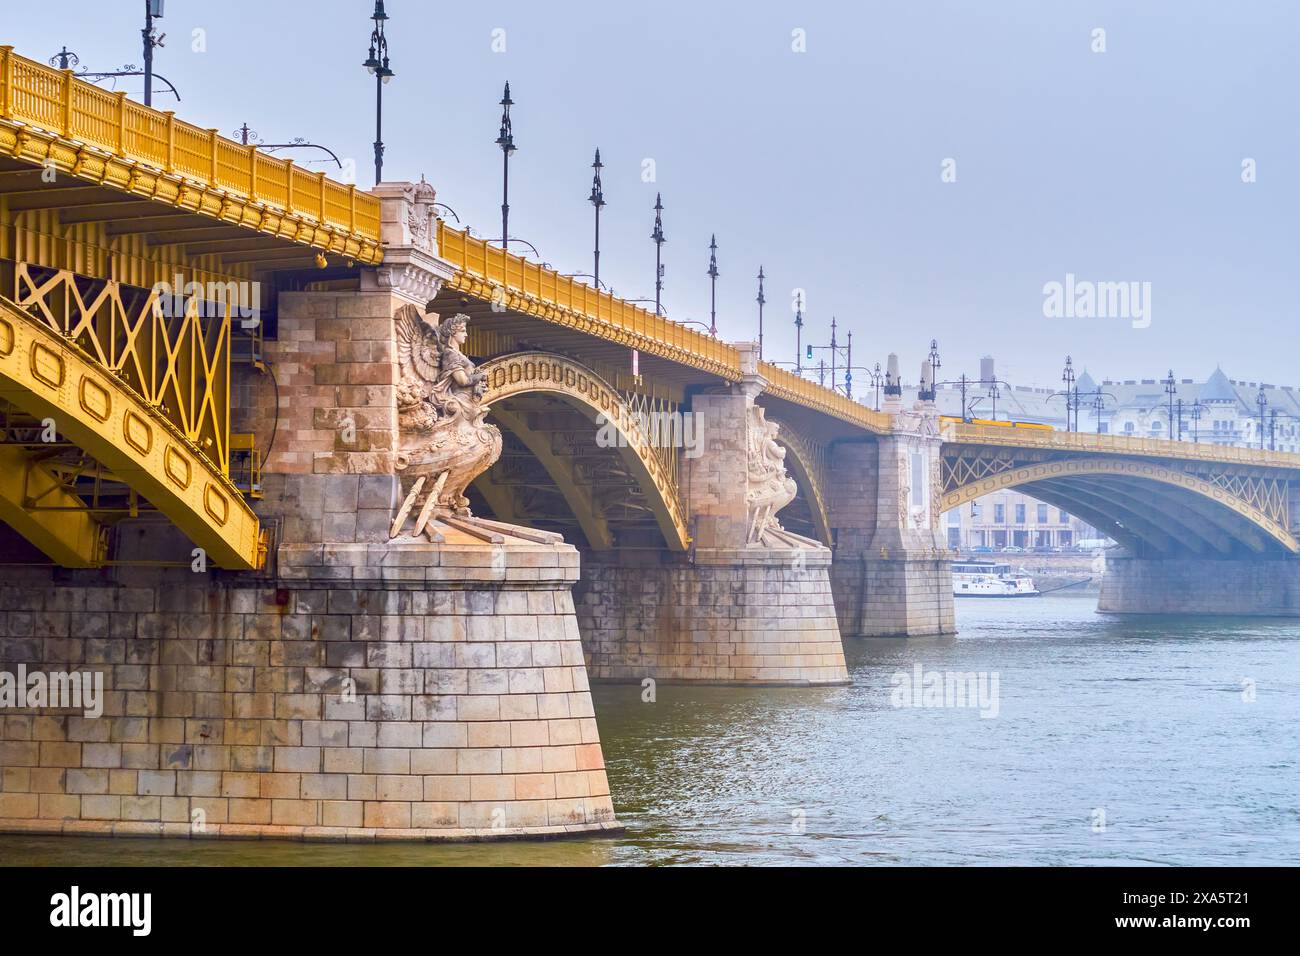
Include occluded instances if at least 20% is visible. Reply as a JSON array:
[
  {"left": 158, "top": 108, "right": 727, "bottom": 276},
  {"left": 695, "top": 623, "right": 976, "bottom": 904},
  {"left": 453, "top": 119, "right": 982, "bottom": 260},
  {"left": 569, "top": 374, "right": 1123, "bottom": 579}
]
[{"left": 952, "top": 560, "right": 1040, "bottom": 597}]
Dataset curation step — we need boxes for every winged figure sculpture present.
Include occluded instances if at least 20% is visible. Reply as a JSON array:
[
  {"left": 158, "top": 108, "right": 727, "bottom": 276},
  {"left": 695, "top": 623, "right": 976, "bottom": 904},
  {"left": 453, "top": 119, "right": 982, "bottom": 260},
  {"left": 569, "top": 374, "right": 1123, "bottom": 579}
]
[{"left": 389, "top": 303, "right": 502, "bottom": 537}]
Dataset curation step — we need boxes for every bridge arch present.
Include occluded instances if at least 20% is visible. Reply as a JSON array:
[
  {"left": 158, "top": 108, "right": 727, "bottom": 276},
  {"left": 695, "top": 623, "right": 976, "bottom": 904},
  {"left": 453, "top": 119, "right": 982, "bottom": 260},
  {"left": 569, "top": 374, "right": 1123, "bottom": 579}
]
[
  {"left": 477, "top": 351, "right": 689, "bottom": 551},
  {"left": 0, "top": 290, "right": 262, "bottom": 569},
  {"left": 768, "top": 422, "right": 832, "bottom": 547},
  {"left": 939, "top": 455, "right": 1297, "bottom": 556}
]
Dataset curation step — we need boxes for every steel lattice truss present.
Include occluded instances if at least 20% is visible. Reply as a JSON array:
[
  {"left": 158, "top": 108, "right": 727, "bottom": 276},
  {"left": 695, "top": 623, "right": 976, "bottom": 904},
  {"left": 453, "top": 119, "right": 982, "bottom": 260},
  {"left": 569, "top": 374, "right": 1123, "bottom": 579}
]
[{"left": 940, "top": 442, "right": 1298, "bottom": 554}]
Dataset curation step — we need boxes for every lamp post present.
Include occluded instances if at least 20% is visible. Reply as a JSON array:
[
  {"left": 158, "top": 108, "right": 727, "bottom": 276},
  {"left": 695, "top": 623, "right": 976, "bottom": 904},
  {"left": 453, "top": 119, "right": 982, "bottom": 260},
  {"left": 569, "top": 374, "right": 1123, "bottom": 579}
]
[
  {"left": 968, "top": 378, "right": 1015, "bottom": 422},
  {"left": 844, "top": 361, "right": 886, "bottom": 408},
  {"left": 1078, "top": 388, "right": 1116, "bottom": 434},
  {"left": 706, "top": 235, "right": 719, "bottom": 337},
  {"left": 588, "top": 149, "right": 605, "bottom": 289},
  {"left": 845, "top": 330, "right": 853, "bottom": 398},
  {"left": 496, "top": 83, "right": 516, "bottom": 247},
  {"left": 921, "top": 339, "right": 941, "bottom": 401},
  {"left": 651, "top": 193, "right": 665, "bottom": 316},
  {"left": 1256, "top": 385, "right": 1269, "bottom": 450},
  {"left": 1061, "top": 356, "right": 1077, "bottom": 431},
  {"left": 362, "top": 1, "right": 395, "bottom": 186},
  {"left": 756, "top": 267, "right": 766, "bottom": 360},
  {"left": 142, "top": 0, "right": 165, "bottom": 108},
  {"left": 932, "top": 375, "right": 975, "bottom": 421},
  {"left": 807, "top": 319, "right": 850, "bottom": 392},
  {"left": 794, "top": 292, "right": 805, "bottom": 376},
  {"left": 1163, "top": 369, "right": 1177, "bottom": 440},
  {"left": 869, "top": 362, "right": 883, "bottom": 409},
  {"left": 830, "top": 317, "right": 839, "bottom": 389}
]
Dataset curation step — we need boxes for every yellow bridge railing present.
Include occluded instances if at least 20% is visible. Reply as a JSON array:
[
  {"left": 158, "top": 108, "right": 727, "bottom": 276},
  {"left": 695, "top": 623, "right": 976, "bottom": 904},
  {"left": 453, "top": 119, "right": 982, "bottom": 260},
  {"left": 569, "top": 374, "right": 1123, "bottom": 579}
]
[
  {"left": 760, "top": 362, "right": 893, "bottom": 433},
  {"left": 0, "top": 46, "right": 380, "bottom": 242},
  {"left": 947, "top": 421, "right": 1300, "bottom": 470},
  {"left": 436, "top": 220, "right": 893, "bottom": 434},
  {"left": 437, "top": 220, "right": 740, "bottom": 378}
]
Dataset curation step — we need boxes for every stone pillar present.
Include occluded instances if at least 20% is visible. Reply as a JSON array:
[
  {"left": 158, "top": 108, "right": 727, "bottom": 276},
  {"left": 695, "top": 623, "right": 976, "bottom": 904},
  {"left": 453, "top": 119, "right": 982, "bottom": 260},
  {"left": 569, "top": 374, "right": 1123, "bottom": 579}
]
[
  {"left": 0, "top": 180, "right": 619, "bottom": 842},
  {"left": 828, "top": 404, "right": 955, "bottom": 637},
  {"left": 574, "top": 345, "right": 848, "bottom": 685},
  {"left": 0, "top": 545, "right": 619, "bottom": 840},
  {"left": 1099, "top": 554, "right": 1300, "bottom": 615}
]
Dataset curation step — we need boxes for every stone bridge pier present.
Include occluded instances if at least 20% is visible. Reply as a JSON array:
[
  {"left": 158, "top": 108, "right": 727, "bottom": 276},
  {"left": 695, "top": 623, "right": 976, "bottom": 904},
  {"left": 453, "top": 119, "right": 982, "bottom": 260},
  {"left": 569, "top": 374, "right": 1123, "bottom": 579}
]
[
  {"left": 826, "top": 390, "right": 955, "bottom": 638},
  {"left": 576, "top": 346, "right": 849, "bottom": 685},
  {"left": 1099, "top": 471, "right": 1300, "bottom": 615}
]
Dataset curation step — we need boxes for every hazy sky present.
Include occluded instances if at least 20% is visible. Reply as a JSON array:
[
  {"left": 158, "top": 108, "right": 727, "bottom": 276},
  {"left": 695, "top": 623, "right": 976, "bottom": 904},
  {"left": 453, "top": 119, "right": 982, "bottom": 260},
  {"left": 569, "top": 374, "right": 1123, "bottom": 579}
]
[{"left": 6, "top": 1, "right": 1298, "bottom": 387}]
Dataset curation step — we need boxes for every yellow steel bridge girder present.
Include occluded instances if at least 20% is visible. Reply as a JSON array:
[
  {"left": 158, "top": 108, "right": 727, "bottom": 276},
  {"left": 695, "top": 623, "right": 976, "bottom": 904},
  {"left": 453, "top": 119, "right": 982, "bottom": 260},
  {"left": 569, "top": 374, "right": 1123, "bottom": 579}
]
[
  {"left": 938, "top": 454, "right": 1299, "bottom": 555},
  {"left": 0, "top": 296, "right": 263, "bottom": 570},
  {"left": 0, "top": 444, "right": 106, "bottom": 566}
]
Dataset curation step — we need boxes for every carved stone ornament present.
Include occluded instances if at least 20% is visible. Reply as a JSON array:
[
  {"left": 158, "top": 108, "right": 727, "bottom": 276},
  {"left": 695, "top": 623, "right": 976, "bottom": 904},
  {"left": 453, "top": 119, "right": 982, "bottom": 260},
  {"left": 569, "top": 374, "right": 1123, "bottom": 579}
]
[
  {"left": 405, "top": 175, "right": 438, "bottom": 253},
  {"left": 745, "top": 406, "right": 799, "bottom": 545},
  {"left": 388, "top": 303, "right": 504, "bottom": 540}
]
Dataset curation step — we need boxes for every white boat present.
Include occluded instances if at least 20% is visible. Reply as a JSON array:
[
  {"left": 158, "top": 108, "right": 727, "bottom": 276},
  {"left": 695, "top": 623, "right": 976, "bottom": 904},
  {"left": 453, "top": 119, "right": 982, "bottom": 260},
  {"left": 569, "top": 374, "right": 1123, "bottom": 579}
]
[{"left": 952, "top": 560, "right": 1040, "bottom": 597}]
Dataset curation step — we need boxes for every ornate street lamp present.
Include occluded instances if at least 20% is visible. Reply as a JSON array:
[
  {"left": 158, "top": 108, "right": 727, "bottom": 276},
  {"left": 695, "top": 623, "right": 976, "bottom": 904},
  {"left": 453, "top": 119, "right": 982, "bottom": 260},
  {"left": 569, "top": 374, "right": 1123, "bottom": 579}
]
[
  {"left": 920, "top": 339, "right": 941, "bottom": 401},
  {"left": 142, "top": 0, "right": 165, "bottom": 108},
  {"left": 1256, "top": 385, "right": 1269, "bottom": 449},
  {"left": 362, "top": 0, "right": 395, "bottom": 185},
  {"left": 706, "top": 235, "right": 719, "bottom": 337},
  {"left": 756, "top": 266, "right": 766, "bottom": 360},
  {"left": 495, "top": 82, "right": 516, "bottom": 247},
  {"left": 794, "top": 291, "right": 805, "bottom": 376},
  {"left": 651, "top": 193, "right": 666, "bottom": 316},
  {"left": 1163, "top": 369, "right": 1178, "bottom": 440},
  {"left": 1061, "top": 356, "right": 1077, "bottom": 431},
  {"left": 589, "top": 149, "right": 605, "bottom": 289}
]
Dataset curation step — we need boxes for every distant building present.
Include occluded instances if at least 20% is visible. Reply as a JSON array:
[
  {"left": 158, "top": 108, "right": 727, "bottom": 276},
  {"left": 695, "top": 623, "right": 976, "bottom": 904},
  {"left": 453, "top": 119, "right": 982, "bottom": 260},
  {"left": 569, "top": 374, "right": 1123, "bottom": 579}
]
[{"left": 1080, "top": 367, "right": 1300, "bottom": 451}]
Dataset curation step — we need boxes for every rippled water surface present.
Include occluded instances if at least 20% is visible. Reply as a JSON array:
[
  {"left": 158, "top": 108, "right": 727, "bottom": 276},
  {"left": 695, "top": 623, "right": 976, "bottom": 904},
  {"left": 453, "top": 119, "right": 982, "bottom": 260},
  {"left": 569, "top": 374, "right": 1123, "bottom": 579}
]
[{"left": 4, "top": 594, "right": 1298, "bottom": 866}]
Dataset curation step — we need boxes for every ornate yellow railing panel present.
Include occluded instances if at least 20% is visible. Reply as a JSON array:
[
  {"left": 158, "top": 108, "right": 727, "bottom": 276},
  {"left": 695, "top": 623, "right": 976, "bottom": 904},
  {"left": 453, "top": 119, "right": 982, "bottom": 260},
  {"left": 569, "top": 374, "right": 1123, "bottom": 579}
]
[
  {"left": 0, "top": 293, "right": 262, "bottom": 569},
  {"left": 760, "top": 363, "right": 892, "bottom": 433},
  {"left": 439, "top": 221, "right": 739, "bottom": 381},
  {"left": 0, "top": 46, "right": 381, "bottom": 263}
]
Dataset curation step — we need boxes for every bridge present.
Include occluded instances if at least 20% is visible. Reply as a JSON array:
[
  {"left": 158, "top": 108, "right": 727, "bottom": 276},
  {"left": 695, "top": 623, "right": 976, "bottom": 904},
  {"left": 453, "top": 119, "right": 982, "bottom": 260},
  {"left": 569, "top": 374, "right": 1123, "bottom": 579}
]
[{"left": 1, "top": 44, "right": 1297, "bottom": 841}]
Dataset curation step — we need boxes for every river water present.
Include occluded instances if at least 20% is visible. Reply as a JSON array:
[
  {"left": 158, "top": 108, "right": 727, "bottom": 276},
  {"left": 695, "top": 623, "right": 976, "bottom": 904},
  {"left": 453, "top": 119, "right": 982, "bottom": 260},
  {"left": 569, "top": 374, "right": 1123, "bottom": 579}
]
[{"left": 3, "top": 593, "right": 1297, "bottom": 866}]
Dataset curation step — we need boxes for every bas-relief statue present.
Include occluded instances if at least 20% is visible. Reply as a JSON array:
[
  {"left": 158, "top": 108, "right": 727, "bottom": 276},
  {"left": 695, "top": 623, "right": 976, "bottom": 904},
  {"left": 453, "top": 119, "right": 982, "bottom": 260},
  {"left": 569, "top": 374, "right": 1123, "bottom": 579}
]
[
  {"left": 746, "top": 406, "right": 798, "bottom": 544},
  {"left": 388, "top": 303, "right": 503, "bottom": 538}
]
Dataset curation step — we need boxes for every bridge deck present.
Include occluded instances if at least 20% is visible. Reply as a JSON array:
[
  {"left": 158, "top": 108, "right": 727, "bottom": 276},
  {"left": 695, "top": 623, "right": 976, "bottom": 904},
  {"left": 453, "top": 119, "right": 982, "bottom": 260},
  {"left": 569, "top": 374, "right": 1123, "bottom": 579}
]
[
  {"left": 0, "top": 46, "right": 381, "bottom": 269},
  {"left": 436, "top": 221, "right": 893, "bottom": 435}
]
